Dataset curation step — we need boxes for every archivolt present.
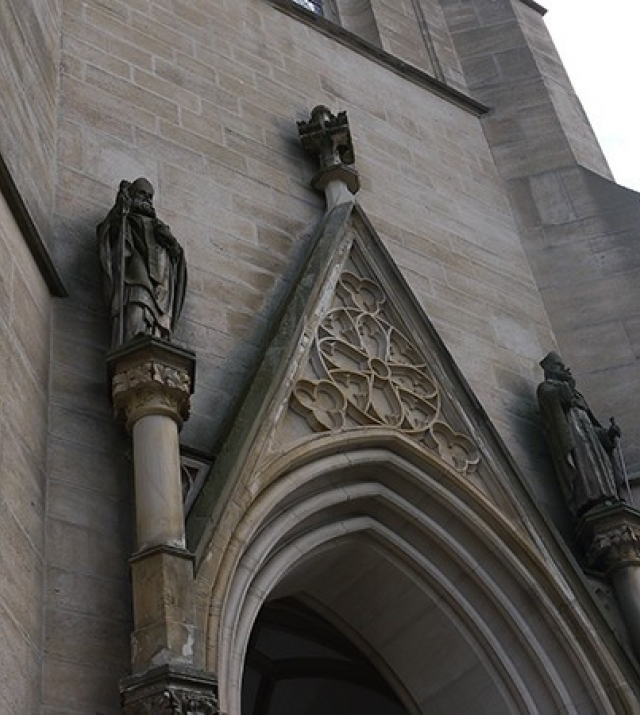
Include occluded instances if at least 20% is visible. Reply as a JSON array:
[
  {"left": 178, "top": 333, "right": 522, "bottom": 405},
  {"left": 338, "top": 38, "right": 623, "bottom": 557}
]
[{"left": 198, "top": 433, "right": 633, "bottom": 714}]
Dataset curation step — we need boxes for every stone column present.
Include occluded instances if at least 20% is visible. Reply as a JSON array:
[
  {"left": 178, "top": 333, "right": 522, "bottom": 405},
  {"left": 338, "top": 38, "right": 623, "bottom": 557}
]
[
  {"left": 107, "top": 336, "right": 219, "bottom": 713},
  {"left": 109, "top": 338, "right": 193, "bottom": 553},
  {"left": 575, "top": 503, "right": 640, "bottom": 659}
]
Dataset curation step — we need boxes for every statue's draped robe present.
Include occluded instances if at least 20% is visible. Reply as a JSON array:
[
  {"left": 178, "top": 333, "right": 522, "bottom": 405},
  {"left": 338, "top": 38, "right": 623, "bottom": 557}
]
[
  {"left": 538, "top": 379, "right": 619, "bottom": 515},
  {"left": 98, "top": 209, "right": 186, "bottom": 344}
]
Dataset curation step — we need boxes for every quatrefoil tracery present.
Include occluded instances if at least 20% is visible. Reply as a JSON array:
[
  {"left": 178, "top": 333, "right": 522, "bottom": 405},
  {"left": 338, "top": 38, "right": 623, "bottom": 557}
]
[{"left": 292, "top": 272, "right": 480, "bottom": 475}]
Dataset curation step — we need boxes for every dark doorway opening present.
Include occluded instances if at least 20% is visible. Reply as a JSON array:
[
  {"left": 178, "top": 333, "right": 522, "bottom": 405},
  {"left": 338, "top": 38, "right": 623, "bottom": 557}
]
[{"left": 242, "top": 598, "right": 409, "bottom": 715}]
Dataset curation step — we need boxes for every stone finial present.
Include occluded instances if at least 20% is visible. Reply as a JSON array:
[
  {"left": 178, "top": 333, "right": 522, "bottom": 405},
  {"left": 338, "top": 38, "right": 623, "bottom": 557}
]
[
  {"left": 298, "top": 105, "right": 354, "bottom": 167},
  {"left": 298, "top": 106, "right": 359, "bottom": 195}
]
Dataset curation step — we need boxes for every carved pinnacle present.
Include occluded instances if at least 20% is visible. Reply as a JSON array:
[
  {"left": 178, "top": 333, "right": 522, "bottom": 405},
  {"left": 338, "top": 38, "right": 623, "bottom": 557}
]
[
  {"left": 297, "top": 106, "right": 359, "bottom": 195},
  {"left": 298, "top": 105, "right": 355, "bottom": 168}
]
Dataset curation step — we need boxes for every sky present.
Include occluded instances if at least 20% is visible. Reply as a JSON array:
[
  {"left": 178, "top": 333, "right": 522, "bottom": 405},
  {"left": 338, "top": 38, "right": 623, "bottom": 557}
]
[{"left": 542, "top": 0, "right": 640, "bottom": 192}]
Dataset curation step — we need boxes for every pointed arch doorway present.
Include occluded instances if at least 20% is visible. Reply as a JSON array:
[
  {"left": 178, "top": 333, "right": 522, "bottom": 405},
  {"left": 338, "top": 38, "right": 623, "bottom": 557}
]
[
  {"left": 205, "top": 443, "right": 631, "bottom": 714},
  {"left": 239, "top": 527, "right": 517, "bottom": 715},
  {"left": 242, "top": 596, "right": 409, "bottom": 715}
]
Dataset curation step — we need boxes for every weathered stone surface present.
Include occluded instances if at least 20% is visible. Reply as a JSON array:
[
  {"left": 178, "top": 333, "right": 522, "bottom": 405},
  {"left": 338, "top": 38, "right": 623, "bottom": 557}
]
[
  {"left": 575, "top": 504, "right": 640, "bottom": 659},
  {"left": 0, "top": 0, "right": 61, "bottom": 240},
  {"left": 128, "top": 547, "right": 196, "bottom": 672},
  {"left": 0, "top": 190, "right": 50, "bottom": 714},
  {"left": 121, "top": 664, "right": 218, "bottom": 715},
  {"left": 98, "top": 179, "right": 188, "bottom": 348},
  {"left": 440, "top": 0, "right": 640, "bottom": 518},
  {"left": 538, "top": 352, "right": 622, "bottom": 518},
  {"left": 0, "top": 0, "right": 636, "bottom": 712}
]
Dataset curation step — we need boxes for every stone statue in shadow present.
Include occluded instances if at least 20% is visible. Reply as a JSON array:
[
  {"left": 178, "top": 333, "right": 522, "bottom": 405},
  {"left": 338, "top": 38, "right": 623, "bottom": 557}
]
[
  {"left": 98, "top": 178, "right": 187, "bottom": 348},
  {"left": 538, "top": 352, "right": 622, "bottom": 517}
]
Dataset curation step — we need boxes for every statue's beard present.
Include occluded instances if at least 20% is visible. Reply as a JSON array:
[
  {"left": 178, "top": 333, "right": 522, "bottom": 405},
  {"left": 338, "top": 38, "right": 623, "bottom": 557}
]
[
  {"left": 547, "top": 369, "right": 575, "bottom": 388},
  {"left": 132, "top": 198, "right": 156, "bottom": 217}
]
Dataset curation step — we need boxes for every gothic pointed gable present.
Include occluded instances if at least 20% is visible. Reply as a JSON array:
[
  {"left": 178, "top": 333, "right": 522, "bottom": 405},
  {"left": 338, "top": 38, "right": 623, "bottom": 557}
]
[
  {"left": 187, "top": 195, "right": 533, "bottom": 559},
  {"left": 187, "top": 190, "right": 640, "bottom": 715},
  {"left": 287, "top": 209, "right": 481, "bottom": 478}
]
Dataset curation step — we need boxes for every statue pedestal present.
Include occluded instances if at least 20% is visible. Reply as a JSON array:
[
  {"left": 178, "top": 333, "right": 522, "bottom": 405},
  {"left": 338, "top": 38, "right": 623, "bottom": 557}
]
[
  {"left": 575, "top": 502, "right": 640, "bottom": 659},
  {"left": 108, "top": 337, "right": 200, "bottom": 674}
]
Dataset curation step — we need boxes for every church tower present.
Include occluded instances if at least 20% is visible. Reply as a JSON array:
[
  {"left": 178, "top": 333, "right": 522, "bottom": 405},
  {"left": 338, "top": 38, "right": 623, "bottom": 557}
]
[{"left": 1, "top": 0, "right": 640, "bottom": 712}]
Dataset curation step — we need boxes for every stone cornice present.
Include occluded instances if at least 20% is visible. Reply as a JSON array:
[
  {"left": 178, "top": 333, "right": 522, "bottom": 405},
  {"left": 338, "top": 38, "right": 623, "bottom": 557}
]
[
  {"left": 517, "top": 0, "right": 547, "bottom": 16},
  {"left": 0, "top": 151, "right": 67, "bottom": 297},
  {"left": 269, "top": 0, "right": 489, "bottom": 116}
]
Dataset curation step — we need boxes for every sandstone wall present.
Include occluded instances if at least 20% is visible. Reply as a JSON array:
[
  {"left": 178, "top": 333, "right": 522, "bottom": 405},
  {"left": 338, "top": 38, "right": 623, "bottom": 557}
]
[
  {"left": 441, "top": 0, "right": 640, "bottom": 514},
  {"left": 46, "top": 0, "right": 563, "bottom": 710},
  {"left": 0, "top": 0, "right": 61, "bottom": 241},
  {"left": 54, "top": 0, "right": 554, "bottom": 467},
  {"left": 49, "top": 0, "right": 556, "bottom": 699},
  {"left": 0, "top": 192, "right": 51, "bottom": 713}
]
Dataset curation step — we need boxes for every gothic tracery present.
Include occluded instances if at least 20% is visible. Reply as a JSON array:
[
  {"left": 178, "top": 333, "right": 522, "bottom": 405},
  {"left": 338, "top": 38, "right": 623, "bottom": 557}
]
[{"left": 291, "top": 268, "right": 480, "bottom": 475}]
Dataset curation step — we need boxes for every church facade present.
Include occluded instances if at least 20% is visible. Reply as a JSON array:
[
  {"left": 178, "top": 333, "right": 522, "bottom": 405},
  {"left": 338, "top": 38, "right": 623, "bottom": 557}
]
[{"left": 2, "top": 0, "right": 640, "bottom": 712}]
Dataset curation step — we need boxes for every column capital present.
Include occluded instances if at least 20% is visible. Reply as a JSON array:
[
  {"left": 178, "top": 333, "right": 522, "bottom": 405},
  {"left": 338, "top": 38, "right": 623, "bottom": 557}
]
[
  {"left": 121, "top": 664, "right": 218, "bottom": 715},
  {"left": 107, "top": 336, "right": 196, "bottom": 430},
  {"left": 575, "top": 502, "right": 640, "bottom": 574}
]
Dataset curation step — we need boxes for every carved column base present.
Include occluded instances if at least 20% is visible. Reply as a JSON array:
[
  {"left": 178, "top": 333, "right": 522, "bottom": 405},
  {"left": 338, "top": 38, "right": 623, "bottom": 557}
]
[
  {"left": 575, "top": 502, "right": 640, "bottom": 658},
  {"left": 121, "top": 664, "right": 218, "bottom": 715}
]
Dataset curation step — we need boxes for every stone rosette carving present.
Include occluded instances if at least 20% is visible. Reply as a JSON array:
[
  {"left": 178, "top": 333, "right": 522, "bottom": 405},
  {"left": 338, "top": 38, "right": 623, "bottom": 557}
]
[{"left": 291, "top": 270, "right": 480, "bottom": 475}]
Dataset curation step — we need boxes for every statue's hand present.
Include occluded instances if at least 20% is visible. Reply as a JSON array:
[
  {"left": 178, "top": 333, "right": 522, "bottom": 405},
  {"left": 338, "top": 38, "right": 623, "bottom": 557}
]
[
  {"left": 608, "top": 418, "right": 621, "bottom": 442},
  {"left": 154, "top": 220, "right": 181, "bottom": 259},
  {"left": 154, "top": 220, "right": 173, "bottom": 242},
  {"left": 117, "top": 180, "right": 132, "bottom": 214}
]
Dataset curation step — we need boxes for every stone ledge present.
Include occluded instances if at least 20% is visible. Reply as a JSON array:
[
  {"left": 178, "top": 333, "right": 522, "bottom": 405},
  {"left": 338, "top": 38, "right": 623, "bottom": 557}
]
[
  {"left": 0, "top": 150, "right": 67, "bottom": 297},
  {"left": 130, "top": 543, "right": 195, "bottom": 566},
  {"left": 518, "top": 0, "right": 547, "bottom": 16}
]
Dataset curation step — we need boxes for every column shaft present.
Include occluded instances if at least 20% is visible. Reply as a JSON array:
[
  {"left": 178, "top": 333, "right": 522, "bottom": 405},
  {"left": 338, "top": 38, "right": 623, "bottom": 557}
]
[
  {"left": 576, "top": 503, "right": 640, "bottom": 661},
  {"left": 612, "top": 566, "right": 640, "bottom": 658},
  {"left": 133, "top": 414, "right": 185, "bottom": 550}
]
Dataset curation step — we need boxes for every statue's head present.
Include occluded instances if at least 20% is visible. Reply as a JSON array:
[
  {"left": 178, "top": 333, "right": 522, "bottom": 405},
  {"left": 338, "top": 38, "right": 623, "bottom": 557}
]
[
  {"left": 540, "top": 351, "right": 574, "bottom": 385},
  {"left": 129, "top": 177, "right": 155, "bottom": 217}
]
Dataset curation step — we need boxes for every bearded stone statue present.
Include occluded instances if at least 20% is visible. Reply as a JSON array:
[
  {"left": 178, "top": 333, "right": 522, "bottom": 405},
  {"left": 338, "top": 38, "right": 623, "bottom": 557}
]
[
  {"left": 98, "top": 178, "right": 187, "bottom": 348},
  {"left": 537, "top": 352, "right": 622, "bottom": 517}
]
